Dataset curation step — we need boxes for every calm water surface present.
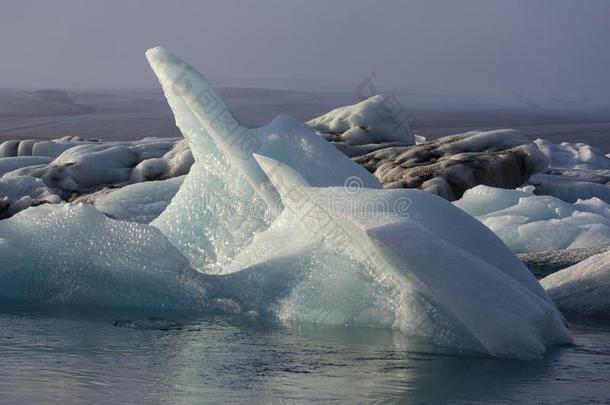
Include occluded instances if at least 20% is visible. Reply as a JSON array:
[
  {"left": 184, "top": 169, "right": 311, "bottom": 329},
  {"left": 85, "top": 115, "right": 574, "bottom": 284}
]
[{"left": 0, "top": 304, "right": 609, "bottom": 404}]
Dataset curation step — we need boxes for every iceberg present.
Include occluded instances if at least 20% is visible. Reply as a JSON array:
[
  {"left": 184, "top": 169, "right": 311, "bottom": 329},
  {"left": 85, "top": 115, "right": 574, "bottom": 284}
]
[
  {"left": 455, "top": 185, "right": 610, "bottom": 253},
  {"left": 306, "top": 95, "right": 417, "bottom": 145},
  {"left": 0, "top": 203, "right": 208, "bottom": 309},
  {"left": 246, "top": 154, "right": 571, "bottom": 358},
  {"left": 0, "top": 47, "right": 575, "bottom": 359},
  {"left": 0, "top": 175, "right": 60, "bottom": 219},
  {"left": 542, "top": 250, "right": 610, "bottom": 317},
  {"left": 527, "top": 139, "right": 610, "bottom": 204},
  {"left": 145, "top": 46, "right": 379, "bottom": 271},
  {"left": 0, "top": 156, "right": 53, "bottom": 177},
  {"left": 94, "top": 176, "right": 185, "bottom": 223},
  {"left": 0, "top": 137, "right": 192, "bottom": 217}
]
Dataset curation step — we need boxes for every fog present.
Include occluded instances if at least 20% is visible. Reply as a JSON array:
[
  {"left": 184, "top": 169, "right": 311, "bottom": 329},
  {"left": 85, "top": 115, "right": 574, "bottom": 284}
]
[{"left": 1, "top": 0, "right": 609, "bottom": 104}]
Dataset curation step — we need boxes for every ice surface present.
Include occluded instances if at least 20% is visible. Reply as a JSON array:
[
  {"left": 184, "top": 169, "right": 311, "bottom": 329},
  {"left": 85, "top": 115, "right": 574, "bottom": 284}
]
[
  {"left": 146, "top": 47, "right": 380, "bottom": 271},
  {"left": 528, "top": 172, "right": 610, "bottom": 204},
  {"left": 0, "top": 137, "right": 192, "bottom": 217},
  {"left": 455, "top": 185, "right": 610, "bottom": 253},
  {"left": 306, "top": 95, "right": 416, "bottom": 144},
  {"left": 528, "top": 139, "right": 610, "bottom": 203},
  {"left": 0, "top": 176, "right": 60, "bottom": 219},
  {"left": 245, "top": 154, "right": 571, "bottom": 358},
  {"left": 0, "top": 203, "right": 208, "bottom": 309},
  {"left": 0, "top": 136, "right": 89, "bottom": 158},
  {"left": 0, "top": 156, "right": 53, "bottom": 176},
  {"left": 519, "top": 246, "right": 608, "bottom": 278},
  {"left": 0, "top": 47, "right": 578, "bottom": 359},
  {"left": 542, "top": 250, "right": 610, "bottom": 316},
  {"left": 535, "top": 139, "right": 610, "bottom": 171},
  {"left": 95, "top": 176, "right": 184, "bottom": 223}
]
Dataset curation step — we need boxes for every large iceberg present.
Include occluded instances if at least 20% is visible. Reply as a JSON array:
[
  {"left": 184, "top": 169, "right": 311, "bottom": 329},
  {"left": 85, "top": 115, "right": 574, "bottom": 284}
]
[
  {"left": 0, "top": 47, "right": 575, "bottom": 359},
  {"left": 145, "top": 46, "right": 380, "bottom": 272}
]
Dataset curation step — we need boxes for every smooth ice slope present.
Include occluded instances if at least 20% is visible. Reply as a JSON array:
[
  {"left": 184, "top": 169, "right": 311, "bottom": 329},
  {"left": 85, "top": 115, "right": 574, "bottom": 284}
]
[
  {"left": 0, "top": 156, "right": 53, "bottom": 176},
  {"left": 146, "top": 47, "right": 380, "bottom": 272},
  {"left": 0, "top": 203, "right": 303, "bottom": 314},
  {"left": 542, "top": 250, "right": 610, "bottom": 316},
  {"left": 455, "top": 185, "right": 610, "bottom": 253},
  {"left": 0, "top": 203, "right": 208, "bottom": 309},
  {"left": 241, "top": 155, "right": 571, "bottom": 358},
  {"left": 306, "top": 95, "right": 416, "bottom": 144},
  {"left": 95, "top": 176, "right": 185, "bottom": 223},
  {"left": 0, "top": 176, "right": 60, "bottom": 219}
]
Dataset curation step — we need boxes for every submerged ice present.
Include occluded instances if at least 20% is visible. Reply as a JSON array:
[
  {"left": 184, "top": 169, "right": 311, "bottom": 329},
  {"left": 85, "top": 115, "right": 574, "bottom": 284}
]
[{"left": 0, "top": 47, "right": 576, "bottom": 359}]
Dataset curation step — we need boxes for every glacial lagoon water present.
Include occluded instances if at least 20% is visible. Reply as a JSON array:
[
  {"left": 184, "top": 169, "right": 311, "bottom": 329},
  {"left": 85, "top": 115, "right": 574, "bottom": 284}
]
[{"left": 1, "top": 303, "right": 609, "bottom": 404}]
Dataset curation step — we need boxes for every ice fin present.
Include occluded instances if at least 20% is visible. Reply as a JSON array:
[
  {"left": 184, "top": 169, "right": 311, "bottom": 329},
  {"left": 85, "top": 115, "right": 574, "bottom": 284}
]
[
  {"left": 253, "top": 153, "right": 311, "bottom": 198},
  {"left": 146, "top": 46, "right": 281, "bottom": 217}
]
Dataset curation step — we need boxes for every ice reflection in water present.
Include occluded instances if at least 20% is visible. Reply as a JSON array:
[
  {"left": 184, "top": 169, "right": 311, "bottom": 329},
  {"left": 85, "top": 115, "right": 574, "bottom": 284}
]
[{"left": 0, "top": 304, "right": 608, "bottom": 404}]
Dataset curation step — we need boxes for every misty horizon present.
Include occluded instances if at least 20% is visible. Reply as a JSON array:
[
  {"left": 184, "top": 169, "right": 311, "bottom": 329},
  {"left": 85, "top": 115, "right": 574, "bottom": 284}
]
[{"left": 1, "top": 0, "right": 610, "bottom": 106}]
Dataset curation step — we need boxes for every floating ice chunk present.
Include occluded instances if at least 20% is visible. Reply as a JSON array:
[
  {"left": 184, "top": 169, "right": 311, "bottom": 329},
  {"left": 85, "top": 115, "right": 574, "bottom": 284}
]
[
  {"left": 0, "top": 137, "right": 91, "bottom": 159},
  {"left": 528, "top": 172, "right": 610, "bottom": 204},
  {"left": 247, "top": 154, "right": 571, "bottom": 358},
  {"left": 95, "top": 176, "right": 185, "bottom": 223},
  {"left": 306, "top": 95, "right": 416, "bottom": 144},
  {"left": 535, "top": 139, "right": 610, "bottom": 171},
  {"left": 0, "top": 156, "right": 53, "bottom": 176},
  {"left": 542, "top": 250, "right": 610, "bottom": 317},
  {"left": 0, "top": 203, "right": 331, "bottom": 317},
  {"left": 0, "top": 175, "right": 60, "bottom": 218},
  {"left": 527, "top": 139, "right": 610, "bottom": 204},
  {"left": 146, "top": 47, "right": 380, "bottom": 271},
  {"left": 2, "top": 138, "right": 188, "bottom": 196},
  {"left": 0, "top": 203, "right": 208, "bottom": 309},
  {"left": 455, "top": 185, "right": 610, "bottom": 253},
  {"left": 519, "top": 246, "right": 609, "bottom": 278}
]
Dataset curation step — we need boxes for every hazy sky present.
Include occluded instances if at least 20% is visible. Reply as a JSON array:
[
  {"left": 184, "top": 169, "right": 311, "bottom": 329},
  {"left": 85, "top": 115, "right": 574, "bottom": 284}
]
[{"left": 1, "top": 0, "right": 609, "bottom": 102}]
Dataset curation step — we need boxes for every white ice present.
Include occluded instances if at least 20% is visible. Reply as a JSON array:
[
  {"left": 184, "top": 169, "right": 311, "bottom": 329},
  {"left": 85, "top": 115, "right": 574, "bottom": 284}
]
[
  {"left": 542, "top": 250, "right": 610, "bottom": 316},
  {"left": 0, "top": 175, "right": 60, "bottom": 218},
  {"left": 146, "top": 46, "right": 380, "bottom": 272},
  {"left": 0, "top": 203, "right": 208, "bottom": 309},
  {"left": 95, "top": 176, "right": 185, "bottom": 223},
  {"left": 306, "top": 95, "right": 416, "bottom": 144},
  {"left": 0, "top": 156, "right": 53, "bottom": 177},
  {"left": 455, "top": 185, "right": 610, "bottom": 253},
  {"left": 0, "top": 47, "right": 577, "bottom": 359},
  {"left": 242, "top": 155, "right": 571, "bottom": 358},
  {"left": 0, "top": 137, "right": 192, "bottom": 216},
  {"left": 529, "top": 139, "right": 610, "bottom": 203},
  {"left": 535, "top": 139, "right": 610, "bottom": 171}
]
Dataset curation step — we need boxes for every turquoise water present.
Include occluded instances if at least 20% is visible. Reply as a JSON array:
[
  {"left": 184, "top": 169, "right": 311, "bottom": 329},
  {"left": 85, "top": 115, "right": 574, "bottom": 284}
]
[{"left": 0, "top": 303, "right": 609, "bottom": 404}]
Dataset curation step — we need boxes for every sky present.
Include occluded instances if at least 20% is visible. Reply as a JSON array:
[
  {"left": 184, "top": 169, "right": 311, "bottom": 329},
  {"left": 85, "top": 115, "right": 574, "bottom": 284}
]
[{"left": 1, "top": 0, "right": 609, "bottom": 103}]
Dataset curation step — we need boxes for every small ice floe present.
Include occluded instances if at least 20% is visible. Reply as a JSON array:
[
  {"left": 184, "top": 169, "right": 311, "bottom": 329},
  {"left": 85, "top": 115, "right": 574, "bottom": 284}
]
[
  {"left": 455, "top": 185, "right": 610, "bottom": 253},
  {"left": 542, "top": 249, "right": 610, "bottom": 317}
]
